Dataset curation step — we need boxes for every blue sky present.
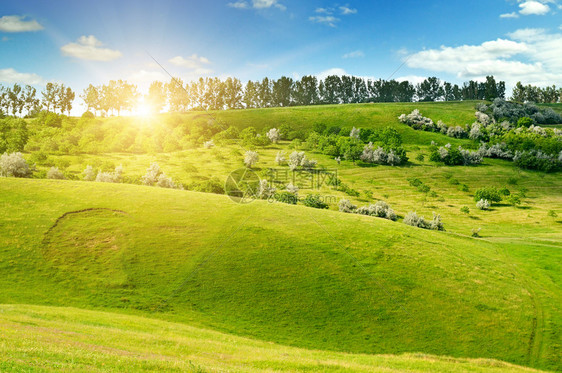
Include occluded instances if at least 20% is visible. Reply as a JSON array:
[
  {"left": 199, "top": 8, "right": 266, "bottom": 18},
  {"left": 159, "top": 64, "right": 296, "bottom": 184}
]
[{"left": 1, "top": 0, "right": 562, "bottom": 111}]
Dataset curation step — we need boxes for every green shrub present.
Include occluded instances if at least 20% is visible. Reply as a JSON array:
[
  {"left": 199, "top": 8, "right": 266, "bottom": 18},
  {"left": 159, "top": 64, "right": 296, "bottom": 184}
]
[
  {"left": 474, "top": 187, "right": 502, "bottom": 203},
  {"left": 302, "top": 194, "right": 329, "bottom": 209},
  {"left": 461, "top": 206, "right": 470, "bottom": 214}
]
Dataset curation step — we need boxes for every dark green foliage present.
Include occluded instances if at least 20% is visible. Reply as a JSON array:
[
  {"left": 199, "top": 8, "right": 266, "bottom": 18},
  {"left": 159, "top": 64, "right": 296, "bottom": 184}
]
[
  {"left": 507, "top": 195, "right": 521, "bottom": 206},
  {"left": 190, "top": 177, "right": 224, "bottom": 194},
  {"left": 517, "top": 117, "right": 533, "bottom": 128},
  {"left": 274, "top": 191, "right": 298, "bottom": 204},
  {"left": 474, "top": 187, "right": 503, "bottom": 203},
  {"left": 461, "top": 206, "right": 470, "bottom": 214},
  {"left": 302, "top": 194, "right": 329, "bottom": 209},
  {"left": 499, "top": 187, "right": 511, "bottom": 196},
  {"left": 513, "top": 150, "right": 561, "bottom": 172},
  {"left": 0, "top": 118, "right": 28, "bottom": 153},
  {"left": 407, "top": 178, "right": 423, "bottom": 187}
]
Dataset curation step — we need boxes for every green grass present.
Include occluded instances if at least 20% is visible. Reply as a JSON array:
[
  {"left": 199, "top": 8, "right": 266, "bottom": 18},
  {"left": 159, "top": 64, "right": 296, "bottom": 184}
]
[
  {"left": 0, "top": 304, "right": 545, "bottom": 372},
  {"left": 0, "top": 178, "right": 560, "bottom": 371},
  {"left": 3, "top": 101, "right": 562, "bottom": 371}
]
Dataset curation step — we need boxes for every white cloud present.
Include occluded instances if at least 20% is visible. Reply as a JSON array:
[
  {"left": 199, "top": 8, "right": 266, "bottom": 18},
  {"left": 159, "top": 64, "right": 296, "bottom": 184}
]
[
  {"left": 0, "top": 68, "right": 44, "bottom": 85},
  {"left": 519, "top": 1, "right": 550, "bottom": 15},
  {"left": 309, "top": 15, "right": 339, "bottom": 27},
  {"left": 128, "top": 69, "right": 168, "bottom": 83},
  {"left": 405, "top": 29, "right": 562, "bottom": 87},
  {"left": 339, "top": 6, "right": 357, "bottom": 15},
  {"left": 228, "top": 1, "right": 249, "bottom": 9},
  {"left": 169, "top": 54, "right": 213, "bottom": 75},
  {"left": 316, "top": 68, "right": 348, "bottom": 80},
  {"left": 315, "top": 7, "right": 330, "bottom": 13},
  {"left": 61, "top": 35, "right": 122, "bottom": 61},
  {"left": 0, "top": 15, "right": 43, "bottom": 32},
  {"left": 500, "top": 12, "right": 519, "bottom": 18},
  {"left": 342, "top": 50, "right": 364, "bottom": 58},
  {"left": 396, "top": 75, "right": 428, "bottom": 85},
  {"left": 228, "top": 0, "right": 286, "bottom": 11}
]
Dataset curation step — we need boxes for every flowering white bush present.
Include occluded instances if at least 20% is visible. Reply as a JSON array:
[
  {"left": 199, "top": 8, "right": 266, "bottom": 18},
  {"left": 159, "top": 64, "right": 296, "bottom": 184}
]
[
  {"left": 475, "top": 111, "right": 490, "bottom": 125},
  {"left": 82, "top": 165, "right": 96, "bottom": 181},
  {"left": 529, "top": 125, "right": 547, "bottom": 137},
  {"left": 458, "top": 148, "right": 483, "bottom": 165},
  {"left": 404, "top": 211, "right": 425, "bottom": 228},
  {"left": 257, "top": 179, "right": 276, "bottom": 199},
  {"left": 157, "top": 173, "right": 176, "bottom": 188},
  {"left": 47, "top": 167, "right": 64, "bottom": 179},
  {"left": 244, "top": 150, "right": 259, "bottom": 168},
  {"left": 477, "top": 143, "right": 513, "bottom": 160},
  {"left": 203, "top": 139, "right": 215, "bottom": 149},
  {"left": 275, "top": 151, "right": 286, "bottom": 165},
  {"left": 469, "top": 123, "right": 484, "bottom": 140},
  {"left": 446, "top": 126, "right": 467, "bottom": 139},
  {"left": 476, "top": 199, "right": 490, "bottom": 210},
  {"left": 95, "top": 166, "right": 123, "bottom": 183},
  {"left": 267, "top": 128, "right": 280, "bottom": 143},
  {"left": 350, "top": 127, "right": 360, "bottom": 140},
  {"left": 398, "top": 109, "right": 435, "bottom": 131},
  {"left": 338, "top": 198, "right": 357, "bottom": 213},
  {"left": 288, "top": 151, "right": 316, "bottom": 170},
  {"left": 404, "top": 211, "right": 444, "bottom": 230},
  {"left": 360, "top": 143, "right": 402, "bottom": 165},
  {"left": 355, "top": 200, "right": 397, "bottom": 221},
  {"left": 436, "top": 120, "right": 448, "bottom": 134},
  {"left": 142, "top": 163, "right": 161, "bottom": 185},
  {"left": 0, "top": 152, "right": 32, "bottom": 178}
]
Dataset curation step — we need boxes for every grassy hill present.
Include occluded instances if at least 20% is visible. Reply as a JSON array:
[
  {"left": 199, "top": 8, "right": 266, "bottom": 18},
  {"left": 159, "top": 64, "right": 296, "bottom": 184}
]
[
  {"left": 3, "top": 101, "right": 562, "bottom": 371},
  {"left": 0, "top": 178, "right": 560, "bottom": 370},
  {"left": 0, "top": 304, "right": 545, "bottom": 372}
]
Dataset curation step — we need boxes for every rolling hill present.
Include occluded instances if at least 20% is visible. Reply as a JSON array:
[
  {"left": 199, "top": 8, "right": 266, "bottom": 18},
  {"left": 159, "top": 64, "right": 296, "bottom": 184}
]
[{"left": 0, "top": 177, "right": 560, "bottom": 370}]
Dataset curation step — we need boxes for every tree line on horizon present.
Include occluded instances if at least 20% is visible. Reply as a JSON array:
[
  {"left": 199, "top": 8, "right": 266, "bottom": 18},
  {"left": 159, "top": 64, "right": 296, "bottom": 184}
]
[
  {"left": 1, "top": 74, "right": 561, "bottom": 118},
  {"left": 80, "top": 75, "right": 509, "bottom": 116}
]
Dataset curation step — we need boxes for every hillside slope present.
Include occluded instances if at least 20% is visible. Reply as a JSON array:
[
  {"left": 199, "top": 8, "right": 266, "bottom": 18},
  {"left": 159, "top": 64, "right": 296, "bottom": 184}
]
[
  {"left": 1, "top": 178, "right": 560, "bottom": 370},
  {"left": 0, "top": 304, "right": 545, "bottom": 372}
]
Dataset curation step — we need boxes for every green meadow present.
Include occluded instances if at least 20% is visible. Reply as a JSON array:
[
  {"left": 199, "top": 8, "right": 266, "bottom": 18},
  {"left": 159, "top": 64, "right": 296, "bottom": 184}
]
[{"left": 1, "top": 101, "right": 561, "bottom": 371}]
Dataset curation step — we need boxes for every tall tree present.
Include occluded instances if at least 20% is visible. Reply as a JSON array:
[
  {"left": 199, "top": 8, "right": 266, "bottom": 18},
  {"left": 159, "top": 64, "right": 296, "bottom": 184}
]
[
  {"left": 258, "top": 77, "right": 272, "bottom": 107},
  {"left": 224, "top": 77, "right": 243, "bottom": 109},
  {"left": 146, "top": 81, "right": 166, "bottom": 113},
  {"left": 323, "top": 75, "right": 342, "bottom": 104},
  {"left": 23, "top": 85, "right": 40, "bottom": 116},
  {"left": 416, "top": 77, "right": 443, "bottom": 102},
  {"left": 80, "top": 84, "right": 100, "bottom": 114},
  {"left": 42, "top": 82, "right": 57, "bottom": 112},
  {"left": 243, "top": 81, "right": 258, "bottom": 108},
  {"left": 272, "top": 76, "right": 293, "bottom": 107},
  {"left": 62, "top": 86, "right": 75, "bottom": 115},
  {"left": 484, "top": 76, "right": 498, "bottom": 101},
  {"left": 8, "top": 84, "right": 23, "bottom": 116}
]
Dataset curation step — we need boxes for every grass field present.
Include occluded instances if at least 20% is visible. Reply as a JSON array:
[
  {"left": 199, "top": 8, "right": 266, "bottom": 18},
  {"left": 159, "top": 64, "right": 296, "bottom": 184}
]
[
  {"left": 0, "top": 177, "right": 560, "bottom": 371},
  {"left": 2, "top": 101, "right": 562, "bottom": 371},
  {"left": 0, "top": 304, "right": 545, "bottom": 372}
]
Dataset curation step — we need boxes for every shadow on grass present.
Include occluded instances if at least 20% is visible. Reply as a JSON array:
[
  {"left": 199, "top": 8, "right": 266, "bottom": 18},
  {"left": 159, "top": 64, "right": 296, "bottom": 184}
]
[{"left": 469, "top": 216, "right": 481, "bottom": 220}]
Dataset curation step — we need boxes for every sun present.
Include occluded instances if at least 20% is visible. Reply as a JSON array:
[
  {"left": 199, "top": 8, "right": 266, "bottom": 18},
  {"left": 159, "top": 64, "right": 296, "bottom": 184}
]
[{"left": 133, "top": 98, "right": 152, "bottom": 117}]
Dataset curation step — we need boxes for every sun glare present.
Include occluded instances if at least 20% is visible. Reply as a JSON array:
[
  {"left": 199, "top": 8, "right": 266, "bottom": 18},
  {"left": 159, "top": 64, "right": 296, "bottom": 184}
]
[{"left": 133, "top": 98, "right": 152, "bottom": 118}]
